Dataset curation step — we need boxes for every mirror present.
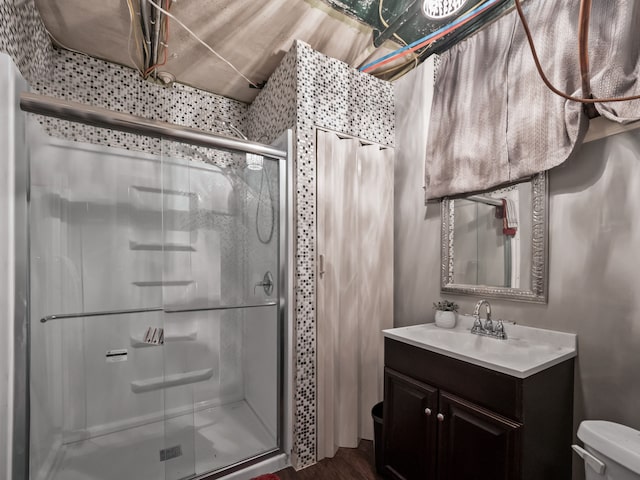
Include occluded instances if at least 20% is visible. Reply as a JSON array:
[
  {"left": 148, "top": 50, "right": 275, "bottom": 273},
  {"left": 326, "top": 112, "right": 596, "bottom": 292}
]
[{"left": 441, "top": 172, "right": 548, "bottom": 303}]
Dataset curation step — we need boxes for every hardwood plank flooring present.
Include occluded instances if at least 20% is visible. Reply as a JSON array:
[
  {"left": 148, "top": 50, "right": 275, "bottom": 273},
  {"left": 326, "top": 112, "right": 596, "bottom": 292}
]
[{"left": 275, "top": 440, "right": 384, "bottom": 480}]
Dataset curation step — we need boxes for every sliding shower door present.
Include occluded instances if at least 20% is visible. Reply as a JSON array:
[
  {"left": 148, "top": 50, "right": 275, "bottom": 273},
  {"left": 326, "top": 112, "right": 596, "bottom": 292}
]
[
  {"left": 28, "top": 115, "right": 283, "bottom": 480},
  {"left": 28, "top": 119, "right": 170, "bottom": 480},
  {"left": 159, "top": 140, "right": 281, "bottom": 478}
]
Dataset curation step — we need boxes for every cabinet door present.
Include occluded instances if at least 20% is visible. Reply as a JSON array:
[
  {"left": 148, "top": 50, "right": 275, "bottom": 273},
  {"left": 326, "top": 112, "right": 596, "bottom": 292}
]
[
  {"left": 437, "top": 392, "right": 522, "bottom": 480},
  {"left": 383, "top": 368, "right": 438, "bottom": 480}
]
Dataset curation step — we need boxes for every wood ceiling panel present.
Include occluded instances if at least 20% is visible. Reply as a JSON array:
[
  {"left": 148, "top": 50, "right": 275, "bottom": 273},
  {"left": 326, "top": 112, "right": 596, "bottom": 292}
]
[{"left": 35, "top": 0, "right": 395, "bottom": 103}]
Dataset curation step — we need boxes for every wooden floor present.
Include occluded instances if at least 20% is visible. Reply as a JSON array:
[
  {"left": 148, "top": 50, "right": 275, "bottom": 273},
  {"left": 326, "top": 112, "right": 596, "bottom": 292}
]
[{"left": 275, "top": 441, "right": 384, "bottom": 480}]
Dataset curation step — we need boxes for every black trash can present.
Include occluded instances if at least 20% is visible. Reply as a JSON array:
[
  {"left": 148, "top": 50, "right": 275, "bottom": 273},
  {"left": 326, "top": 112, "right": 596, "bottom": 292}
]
[{"left": 372, "top": 401, "right": 384, "bottom": 475}]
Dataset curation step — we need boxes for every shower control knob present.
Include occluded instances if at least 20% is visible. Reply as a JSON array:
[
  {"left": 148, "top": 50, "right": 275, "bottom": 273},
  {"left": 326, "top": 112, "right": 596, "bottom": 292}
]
[
  {"left": 424, "top": 408, "right": 432, "bottom": 416},
  {"left": 437, "top": 413, "right": 445, "bottom": 422},
  {"left": 254, "top": 271, "right": 274, "bottom": 296}
]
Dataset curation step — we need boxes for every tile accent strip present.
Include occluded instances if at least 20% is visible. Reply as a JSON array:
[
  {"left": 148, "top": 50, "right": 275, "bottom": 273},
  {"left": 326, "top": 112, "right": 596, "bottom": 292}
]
[
  {"left": 0, "top": 0, "right": 54, "bottom": 83},
  {"left": 248, "top": 40, "right": 394, "bottom": 469},
  {"left": 32, "top": 49, "right": 249, "bottom": 166}
]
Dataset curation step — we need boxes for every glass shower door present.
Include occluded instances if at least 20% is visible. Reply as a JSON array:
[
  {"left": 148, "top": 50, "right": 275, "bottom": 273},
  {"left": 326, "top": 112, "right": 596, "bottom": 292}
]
[
  {"left": 27, "top": 113, "right": 283, "bottom": 480},
  {"left": 160, "top": 140, "right": 281, "bottom": 479},
  {"left": 28, "top": 118, "right": 169, "bottom": 480}
]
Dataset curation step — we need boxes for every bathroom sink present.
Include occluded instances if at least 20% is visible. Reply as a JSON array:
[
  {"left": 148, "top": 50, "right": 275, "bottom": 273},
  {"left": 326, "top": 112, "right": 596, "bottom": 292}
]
[{"left": 383, "top": 315, "right": 577, "bottom": 378}]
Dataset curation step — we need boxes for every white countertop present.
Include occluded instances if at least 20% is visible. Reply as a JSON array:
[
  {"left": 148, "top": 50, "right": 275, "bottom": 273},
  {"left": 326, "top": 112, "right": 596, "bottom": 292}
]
[{"left": 383, "top": 315, "right": 577, "bottom": 379}]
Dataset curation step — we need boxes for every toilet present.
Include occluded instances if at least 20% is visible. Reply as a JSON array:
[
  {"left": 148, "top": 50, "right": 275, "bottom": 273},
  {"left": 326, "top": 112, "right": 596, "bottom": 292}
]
[{"left": 573, "top": 421, "right": 640, "bottom": 479}]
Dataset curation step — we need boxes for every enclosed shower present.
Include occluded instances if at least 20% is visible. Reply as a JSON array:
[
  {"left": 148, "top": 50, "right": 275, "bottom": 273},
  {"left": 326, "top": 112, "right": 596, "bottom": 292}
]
[{"left": 12, "top": 91, "right": 290, "bottom": 480}]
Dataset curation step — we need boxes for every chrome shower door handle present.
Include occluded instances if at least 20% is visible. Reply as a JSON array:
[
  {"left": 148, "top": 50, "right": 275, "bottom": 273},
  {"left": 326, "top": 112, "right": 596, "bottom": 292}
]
[{"left": 318, "top": 254, "right": 326, "bottom": 278}]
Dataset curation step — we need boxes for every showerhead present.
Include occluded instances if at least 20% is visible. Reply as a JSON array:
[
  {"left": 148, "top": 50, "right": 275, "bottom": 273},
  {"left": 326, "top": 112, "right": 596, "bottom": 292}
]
[{"left": 246, "top": 153, "right": 263, "bottom": 171}]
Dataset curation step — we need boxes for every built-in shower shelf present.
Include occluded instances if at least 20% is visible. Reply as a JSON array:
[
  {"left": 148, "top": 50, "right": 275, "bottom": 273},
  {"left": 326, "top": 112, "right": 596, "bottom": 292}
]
[
  {"left": 130, "top": 331, "right": 198, "bottom": 348},
  {"left": 129, "top": 241, "right": 196, "bottom": 252},
  {"left": 131, "top": 368, "right": 213, "bottom": 393},
  {"left": 132, "top": 280, "right": 194, "bottom": 287}
]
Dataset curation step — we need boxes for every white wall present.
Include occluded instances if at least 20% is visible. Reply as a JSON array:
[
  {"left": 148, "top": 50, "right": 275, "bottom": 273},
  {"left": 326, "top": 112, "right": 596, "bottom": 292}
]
[{"left": 393, "top": 58, "right": 436, "bottom": 328}]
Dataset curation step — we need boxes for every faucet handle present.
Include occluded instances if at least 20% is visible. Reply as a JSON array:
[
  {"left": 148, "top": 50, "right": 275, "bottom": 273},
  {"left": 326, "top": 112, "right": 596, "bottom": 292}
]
[
  {"left": 484, "top": 318, "right": 494, "bottom": 332},
  {"left": 471, "top": 316, "right": 484, "bottom": 333},
  {"left": 494, "top": 320, "right": 507, "bottom": 339}
]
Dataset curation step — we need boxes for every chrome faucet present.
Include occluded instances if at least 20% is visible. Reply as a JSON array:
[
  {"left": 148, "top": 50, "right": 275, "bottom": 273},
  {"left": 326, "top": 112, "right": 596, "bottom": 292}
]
[{"left": 471, "top": 299, "right": 507, "bottom": 340}]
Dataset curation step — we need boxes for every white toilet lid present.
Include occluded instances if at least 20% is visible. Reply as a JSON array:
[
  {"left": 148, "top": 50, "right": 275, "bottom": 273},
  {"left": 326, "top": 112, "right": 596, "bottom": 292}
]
[{"left": 578, "top": 421, "right": 640, "bottom": 474}]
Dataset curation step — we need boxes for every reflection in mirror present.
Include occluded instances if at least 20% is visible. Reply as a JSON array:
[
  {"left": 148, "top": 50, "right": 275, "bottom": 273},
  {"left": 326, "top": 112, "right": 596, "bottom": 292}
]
[{"left": 441, "top": 172, "right": 547, "bottom": 303}]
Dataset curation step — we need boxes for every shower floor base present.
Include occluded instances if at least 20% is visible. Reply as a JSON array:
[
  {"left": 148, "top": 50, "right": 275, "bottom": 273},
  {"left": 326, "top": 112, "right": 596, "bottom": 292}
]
[{"left": 43, "top": 400, "right": 276, "bottom": 480}]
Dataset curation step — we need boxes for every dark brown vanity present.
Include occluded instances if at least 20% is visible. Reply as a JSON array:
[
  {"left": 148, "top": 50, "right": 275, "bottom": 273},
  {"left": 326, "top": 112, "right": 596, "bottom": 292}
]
[{"left": 382, "top": 337, "right": 575, "bottom": 480}]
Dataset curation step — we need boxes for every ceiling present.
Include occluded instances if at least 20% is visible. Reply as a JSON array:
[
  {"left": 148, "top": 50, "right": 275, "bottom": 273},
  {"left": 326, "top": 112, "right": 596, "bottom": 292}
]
[
  {"left": 34, "top": 0, "right": 510, "bottom": 103},
  {"left": 35, "top": 0, "right": 399, "bottom": 103}
]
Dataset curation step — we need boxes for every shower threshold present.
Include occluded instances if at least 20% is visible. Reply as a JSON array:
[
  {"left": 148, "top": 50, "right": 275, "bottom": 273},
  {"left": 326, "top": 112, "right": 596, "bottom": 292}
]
[{"left": 40, "top": 400, "right": 277, "bottom": 480}]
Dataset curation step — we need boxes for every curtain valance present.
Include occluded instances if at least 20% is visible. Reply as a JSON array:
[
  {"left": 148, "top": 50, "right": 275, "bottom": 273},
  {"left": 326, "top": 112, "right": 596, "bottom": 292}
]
[{"left": 425, "top": 0, "right": 640, "bottom": 200}]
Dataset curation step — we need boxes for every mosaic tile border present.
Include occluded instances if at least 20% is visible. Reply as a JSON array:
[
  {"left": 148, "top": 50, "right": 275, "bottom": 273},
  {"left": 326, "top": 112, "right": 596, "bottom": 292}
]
[
  {"left": 0, "top": 0, "right": 53, "bottom": 84},
  {"left": 248, "top": 40, "right": 394, "bottom": 469},
  {"left": 31, "top": 49, "right": 249, "bottom": 167},
  {"left": 294, "top": 42, "right": 393, "bottom": 469}
]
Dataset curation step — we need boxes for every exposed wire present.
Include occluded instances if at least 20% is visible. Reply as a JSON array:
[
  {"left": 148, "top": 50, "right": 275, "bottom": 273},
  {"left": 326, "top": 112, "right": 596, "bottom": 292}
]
[
  {"left": 379, "top": 0, "right": 418, "bottom": 69},
  {"left": 146, "top": 0, "right": 259, "bottom": 88},
  {"left": 577, "top": 0, "right": 598, "bottom": 117},
  {"left": 360, "top": 0, "right": 500, "bottom": 73},
  {"left": 143, "top": 0, "right": 170, "bottom": 78},
  {"left": 139, "top": 0, "right": 151, "bottom": 64},
  {"left": 126, "top": 0, "right": 144, "bottom": 74},
  {"left": 374, "top": 58, "right": 417, "bottom": 77},
  {"left": 578, "top": 0, "right": 592, "bottom": 97},
  {"left": 144, "top": 46, "right": 167, "bottom": 77},
  {"left": 513, "top": 0, "right": 640, "bottom": 104},
  {"left": 363, "top": 0, "right": 498, "bottom": 73},
  {"left": 368, "top": 0, "right": 421, "bottom": 80}
]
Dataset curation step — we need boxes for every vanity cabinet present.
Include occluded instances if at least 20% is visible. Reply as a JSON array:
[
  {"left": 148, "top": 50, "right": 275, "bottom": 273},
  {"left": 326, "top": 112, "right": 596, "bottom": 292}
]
[
  {"left": 436, "top": 391, "right": 522, "bottom": 480},
  {"left": 384, "top": 369, "right": 438, "bottom": 479},
  {"left": 382, "top": 338, "right": 574, "bottom": 480}
]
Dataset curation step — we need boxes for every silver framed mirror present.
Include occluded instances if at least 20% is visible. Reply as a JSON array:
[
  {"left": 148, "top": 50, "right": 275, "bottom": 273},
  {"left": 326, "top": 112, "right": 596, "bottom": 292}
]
[{"left": 441, "top": 172, "right": 548, "bottom": 303}]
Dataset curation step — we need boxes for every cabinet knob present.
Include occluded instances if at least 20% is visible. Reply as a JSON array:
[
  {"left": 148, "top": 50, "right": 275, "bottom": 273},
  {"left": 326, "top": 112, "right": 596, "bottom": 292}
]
[
  {"left": 437, "top": 413, "right": 445, "bottom": 422},
  {"left": 424, "top": 408, "right": 432, "bottom": 416}
]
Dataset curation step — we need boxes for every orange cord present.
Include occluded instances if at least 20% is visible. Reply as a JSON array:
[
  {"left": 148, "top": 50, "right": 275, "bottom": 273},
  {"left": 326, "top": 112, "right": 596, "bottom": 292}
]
[{"left": 514, "top": 0, "right": 640, "bottom": 104}]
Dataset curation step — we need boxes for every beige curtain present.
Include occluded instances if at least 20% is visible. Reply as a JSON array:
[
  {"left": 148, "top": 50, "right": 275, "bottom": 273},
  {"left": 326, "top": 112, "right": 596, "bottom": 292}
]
[
  {"left": 426, "top": 0, "right": 640, "bottom": 201},
  {"left": 589, "top": 0, "right": 640, "bottom": 122},
  {"left": 316, "top": 130, "right": 393, "bottom": 460}
]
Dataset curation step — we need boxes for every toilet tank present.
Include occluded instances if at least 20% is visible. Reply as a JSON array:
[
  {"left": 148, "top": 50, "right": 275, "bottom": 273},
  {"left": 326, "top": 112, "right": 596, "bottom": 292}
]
[{"left": 576, "top": 421, "right": 640, "bottom": 480}]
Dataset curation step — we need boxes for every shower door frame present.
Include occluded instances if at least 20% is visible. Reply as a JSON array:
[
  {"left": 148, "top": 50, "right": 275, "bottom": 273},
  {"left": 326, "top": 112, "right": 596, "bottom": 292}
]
[{"left": 12, "top": 93, "right": 294, "bottom": 480}]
